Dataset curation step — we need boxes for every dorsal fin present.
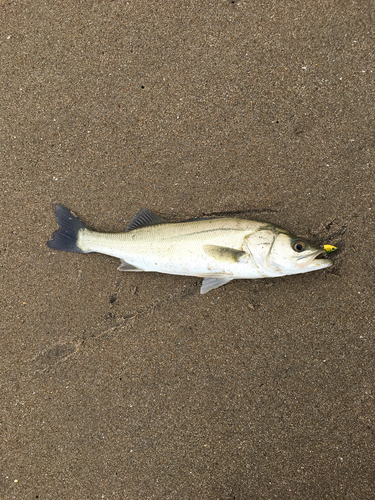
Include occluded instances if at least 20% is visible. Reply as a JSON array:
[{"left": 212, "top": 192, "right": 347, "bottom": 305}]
[{"left": 126, "top": 208, "right": 165, "bottom": 231}]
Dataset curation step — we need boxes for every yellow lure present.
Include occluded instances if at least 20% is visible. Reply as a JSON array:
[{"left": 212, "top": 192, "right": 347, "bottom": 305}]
[{"left": 323, "top": 244, "right": 337, "bottom": 254}]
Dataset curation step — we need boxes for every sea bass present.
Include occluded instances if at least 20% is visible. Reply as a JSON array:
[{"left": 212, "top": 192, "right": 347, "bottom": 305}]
[{"left": 47, "top": 205, "right": 335, "bottom": 294}]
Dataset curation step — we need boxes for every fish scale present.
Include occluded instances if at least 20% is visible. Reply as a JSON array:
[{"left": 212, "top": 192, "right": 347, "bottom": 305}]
[{"left": 78, "top": 218, "right": 264, "bottom": 278}]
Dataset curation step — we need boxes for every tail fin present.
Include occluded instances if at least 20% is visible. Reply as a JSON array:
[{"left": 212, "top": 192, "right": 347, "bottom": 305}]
[{"left": 47, "top": 205, "right": 90, "bottom": 253}]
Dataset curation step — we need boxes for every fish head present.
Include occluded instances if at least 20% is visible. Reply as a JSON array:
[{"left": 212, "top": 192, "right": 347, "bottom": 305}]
[{"left": 244, "top": 226, "right": 333, "bottom": 276}]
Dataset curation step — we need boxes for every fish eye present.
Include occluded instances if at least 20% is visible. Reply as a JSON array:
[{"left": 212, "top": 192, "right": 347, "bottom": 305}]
[{"left": 292, "top": 240, "right": 306, "bottom": 252}]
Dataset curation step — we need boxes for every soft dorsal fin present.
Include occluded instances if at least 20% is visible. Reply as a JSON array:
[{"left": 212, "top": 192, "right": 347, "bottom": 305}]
[{"left": 126, "top": 208, "right": 165, "bottom": 231}]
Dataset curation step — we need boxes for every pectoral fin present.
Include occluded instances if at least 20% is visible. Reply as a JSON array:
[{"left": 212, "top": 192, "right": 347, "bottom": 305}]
[
  {"left": 201, "top": 276, "right": 234, "bottom": 294},
  {"left": 117, "top": 259, "right": 144, "bottom": 271},
  {"left": 203, "top": 244, "right": 246, "bottom": 263}
]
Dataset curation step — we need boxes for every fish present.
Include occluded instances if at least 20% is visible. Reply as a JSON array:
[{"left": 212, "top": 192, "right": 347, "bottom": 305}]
[{"left": 47, "top": 205, "right": 335, "bottom": 294}]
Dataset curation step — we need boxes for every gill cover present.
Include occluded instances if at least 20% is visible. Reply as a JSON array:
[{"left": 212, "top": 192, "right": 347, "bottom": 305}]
[{"left": 243, "top": 228, "right": 276, "bottom": 274}]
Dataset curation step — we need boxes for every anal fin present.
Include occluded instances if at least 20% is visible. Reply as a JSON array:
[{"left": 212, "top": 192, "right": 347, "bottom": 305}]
[
  {"left": 117, "top": 259, "right": 143, "bottom": 272},
  {"left": 201, "top": 276, "right": 233, "bottom": 294}
]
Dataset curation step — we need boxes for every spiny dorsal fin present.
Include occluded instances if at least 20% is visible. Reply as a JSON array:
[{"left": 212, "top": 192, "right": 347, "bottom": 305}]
[
  {"left": 126, "top": 208, "right": 165, "bottom": 231},
  {"left": 203, "top": 244, "right": 246, "bottom": 263}
]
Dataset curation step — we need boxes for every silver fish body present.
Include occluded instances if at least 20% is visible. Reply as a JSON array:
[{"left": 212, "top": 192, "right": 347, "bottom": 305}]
[{"left": 47, "top": 205, "right": 333, "bottom": 294}]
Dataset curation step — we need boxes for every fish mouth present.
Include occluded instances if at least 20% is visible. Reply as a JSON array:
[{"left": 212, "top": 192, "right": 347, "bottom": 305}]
[{"left": 296, "top": 249, "right": 333, "bottom": 269}]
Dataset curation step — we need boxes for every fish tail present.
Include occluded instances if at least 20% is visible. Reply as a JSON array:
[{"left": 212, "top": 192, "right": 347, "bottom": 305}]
[{"left": 47, "top": 205, "right": 91, "bottom": 253}]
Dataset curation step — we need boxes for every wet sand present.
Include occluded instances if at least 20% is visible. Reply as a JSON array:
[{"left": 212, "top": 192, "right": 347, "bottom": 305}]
[{"left": 1, "top": 1, "right": 374, "bottom": 498}]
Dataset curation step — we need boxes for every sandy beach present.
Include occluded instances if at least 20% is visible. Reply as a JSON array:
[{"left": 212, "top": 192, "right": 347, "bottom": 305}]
[{"left": 1, "top": 1, "right": 374, "bottom": 498}]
